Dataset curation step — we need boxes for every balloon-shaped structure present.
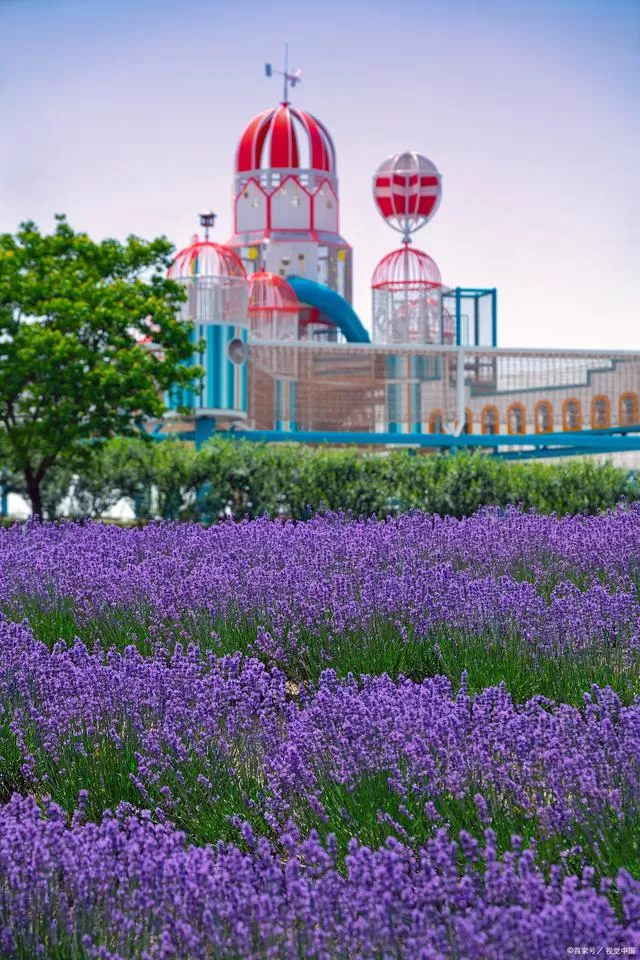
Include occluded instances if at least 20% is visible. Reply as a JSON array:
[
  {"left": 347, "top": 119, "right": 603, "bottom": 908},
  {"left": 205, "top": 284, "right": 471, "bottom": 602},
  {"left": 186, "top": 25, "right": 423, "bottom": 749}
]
[
  {"left": 373, "top": 152, "right": 442, "bottom": 243},
  {"left": 371, "top": 246, "right": 443, "bottom": 344},
  {"left": 248, "top": 271, "right": 299, "bottom": 341}
]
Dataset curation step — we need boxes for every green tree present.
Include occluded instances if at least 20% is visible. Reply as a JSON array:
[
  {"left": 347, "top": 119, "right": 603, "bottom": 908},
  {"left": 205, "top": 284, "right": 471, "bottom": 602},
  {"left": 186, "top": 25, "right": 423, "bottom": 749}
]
[{"left": 0, "top": 216, "right": 199, "bottom": 517}]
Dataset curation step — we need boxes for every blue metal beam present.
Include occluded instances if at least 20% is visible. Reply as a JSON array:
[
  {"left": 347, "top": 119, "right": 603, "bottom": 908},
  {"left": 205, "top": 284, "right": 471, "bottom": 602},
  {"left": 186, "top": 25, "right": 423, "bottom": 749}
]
[
  {"left": 497, "top": 445, "right": 640, "bottom": 462},
  {"left": 142, "top": 419, "right": 640, "bottom": 457},
  {"left": 491, "top": 288, "right": 498, "bottom": 347},
  {"left": 231, "top": 428, "right": 640, "bottom": 453}
]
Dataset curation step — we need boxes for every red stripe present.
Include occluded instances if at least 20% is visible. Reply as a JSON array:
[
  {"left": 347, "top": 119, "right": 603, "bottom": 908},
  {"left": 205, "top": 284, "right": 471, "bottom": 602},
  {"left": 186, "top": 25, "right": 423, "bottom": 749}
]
[
  {"left": 292, "top": 108, "right": 329, "bottom": 171},
  {"left": 270, "top": 106, "right": 299, "bottom": 168},
  {"left": 313, "top": 115, "right": 336, "bottom": 171},
  {"left": 392, "top": 173, "right": 419, "bottom": 187},
  {"left": 417, "top": 196, "right": 437, "bottom": 216},
  {"left": 236, "top": 109, "right": 274, "bottom": 172}
]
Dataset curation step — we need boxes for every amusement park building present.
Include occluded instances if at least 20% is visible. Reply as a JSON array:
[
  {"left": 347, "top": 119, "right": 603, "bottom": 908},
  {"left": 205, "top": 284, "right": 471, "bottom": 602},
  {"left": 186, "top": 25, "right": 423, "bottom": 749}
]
[{"left": 156, "top": 77, "right": 640, "bottom": 459}]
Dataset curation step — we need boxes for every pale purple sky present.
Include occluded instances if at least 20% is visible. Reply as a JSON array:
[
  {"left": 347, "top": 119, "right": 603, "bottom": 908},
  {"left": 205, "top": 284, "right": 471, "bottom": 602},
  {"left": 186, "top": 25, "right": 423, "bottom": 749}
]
[{"left": 1, "top": 0, "right": 638, "bottom": 348}]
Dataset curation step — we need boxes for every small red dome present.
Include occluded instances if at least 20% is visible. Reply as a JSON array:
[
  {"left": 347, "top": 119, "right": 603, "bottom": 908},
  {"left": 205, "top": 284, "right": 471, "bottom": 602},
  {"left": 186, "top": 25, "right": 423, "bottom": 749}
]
[
  {"left": 371, "top": 247, "right": 442, "bottom": 289},
  {"left": 248, "top": 272, "right": 299, "bottom": 313},
  {"left": 168, "top": 236, "right": 247, "bottom": 280},
  {"left": 236, "top": 104, "right": 336, "bottom": 173}
]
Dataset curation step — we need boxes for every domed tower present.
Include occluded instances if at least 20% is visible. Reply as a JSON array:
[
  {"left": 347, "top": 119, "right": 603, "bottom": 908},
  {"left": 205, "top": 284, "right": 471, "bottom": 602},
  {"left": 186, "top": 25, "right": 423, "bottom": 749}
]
[
  {"left": 167, "top": 212, "right": 249, "bottom": 422},
  {"left": 227, "top": 56, "right": 352, "bottom": 305}
]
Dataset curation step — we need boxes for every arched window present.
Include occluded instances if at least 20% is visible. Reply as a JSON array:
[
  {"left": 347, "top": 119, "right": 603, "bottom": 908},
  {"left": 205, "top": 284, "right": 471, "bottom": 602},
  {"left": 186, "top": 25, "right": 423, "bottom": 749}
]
[
  {"left": 620, "top": 392, "right": 639, "bottom": 426},
  {"left": 534, "top": 401, "right": 554, "bottom": 434},
  {"left": 481, "top": 405, "right": 500, "bottom": 436},
  {"left": 507, "top": 403, "right": 526, "bottom": 435},
  {"left": 463, "top": 408, "right": 473, "bottom": 435},
  {"left": 562, "top": 398, "right": 582, "bottom": 432},
  {"left": 591, "top": 395, "right": 610, "bottom": 429},
  {"left": 429, "top": 409, "right": 445, "bottom": 434}
]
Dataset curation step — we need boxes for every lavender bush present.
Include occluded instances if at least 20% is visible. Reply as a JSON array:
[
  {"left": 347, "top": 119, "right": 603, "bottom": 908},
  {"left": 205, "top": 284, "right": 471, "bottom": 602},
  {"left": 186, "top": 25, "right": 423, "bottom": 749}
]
[
  {"left": 1, "top": 618, "right": 639, "bottom": 876},
  {"left": 1, "top": 508, "right": 640, "bottom": 956},
  {"left": 1, "top": 795, "right": 639, "bottom": 960},
  {"left": 1, "top": 508, "right": 639, "bottom": 697}
]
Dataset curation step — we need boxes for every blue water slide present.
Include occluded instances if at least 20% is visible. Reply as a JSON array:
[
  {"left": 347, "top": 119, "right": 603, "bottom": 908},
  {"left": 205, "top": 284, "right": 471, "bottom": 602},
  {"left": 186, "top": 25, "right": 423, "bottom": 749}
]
[{"left": 286, "top": 276, "right": 370, "bottom": 343}]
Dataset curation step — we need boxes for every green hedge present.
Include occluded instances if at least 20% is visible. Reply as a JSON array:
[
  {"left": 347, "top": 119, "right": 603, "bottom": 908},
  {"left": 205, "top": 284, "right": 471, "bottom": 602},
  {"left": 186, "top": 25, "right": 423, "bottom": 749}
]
[
  {"left": 16, "top": 437, "right": 637, "bottom": 521},
  {"left": 197, "top": 440, "right": 638, "bottom": 520}
]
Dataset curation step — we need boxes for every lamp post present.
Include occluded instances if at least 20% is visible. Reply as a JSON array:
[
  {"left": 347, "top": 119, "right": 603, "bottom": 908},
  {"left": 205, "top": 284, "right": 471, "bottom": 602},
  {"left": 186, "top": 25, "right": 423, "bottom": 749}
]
[{"left": 199, "top": 210, "right": 217, "bottom": 240}]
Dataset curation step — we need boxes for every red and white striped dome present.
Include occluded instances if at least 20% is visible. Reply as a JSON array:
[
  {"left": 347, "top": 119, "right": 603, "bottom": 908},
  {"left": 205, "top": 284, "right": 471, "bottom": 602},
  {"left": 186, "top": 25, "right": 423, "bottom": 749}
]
[
  {"left": 373, "top": 152, "right": 442, "bottom": 241},
  {"left": 236, "top": 104, "right": 336, "bottom": 173},
  {"left": 168, "top": 236, "right": 247, "bottom": 280},
  {"left": 248, "top": 271, "right": 299, "bottom": 313},
  {"left": 372, "top": 247, "right": 442, "bottom": 289}
]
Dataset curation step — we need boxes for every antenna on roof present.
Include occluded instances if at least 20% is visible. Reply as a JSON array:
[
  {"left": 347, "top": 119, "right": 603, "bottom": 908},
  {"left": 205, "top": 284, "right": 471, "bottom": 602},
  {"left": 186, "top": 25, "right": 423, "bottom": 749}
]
[{"left": 264, "top": 43, "right": 302, "bottom": 104}]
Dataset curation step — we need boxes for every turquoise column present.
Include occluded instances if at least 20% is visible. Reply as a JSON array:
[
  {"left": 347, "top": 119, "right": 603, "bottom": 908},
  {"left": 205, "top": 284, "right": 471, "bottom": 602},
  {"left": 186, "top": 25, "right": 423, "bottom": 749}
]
[
  {"left": 166, "top": 327, "right": 197, "bottom": 412},
  {"left": 275, "top": 378, "right": 297, "bottom": 432},
  {"left": 411, "top": 381, "right": 422, "bottom": 434},
  {"left": 289, "top": 380, "right": 298, "bottom": 432},
  {"left": 195, "top": 417, "right": 216, "bottom": 449},
  {"left": 386, "top": 355, "right": 401, "bottom": 433},
  {"left": 409, "top": 357, "right": 422, "bottom": 433},
  {"left": 275, "top": 380, "right": 283, "bottom": 431}
]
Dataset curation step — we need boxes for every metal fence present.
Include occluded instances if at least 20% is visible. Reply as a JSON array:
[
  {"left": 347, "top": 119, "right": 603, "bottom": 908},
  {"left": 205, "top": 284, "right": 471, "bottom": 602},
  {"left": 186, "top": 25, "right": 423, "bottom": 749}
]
[{"left": 248, "top": 341, "right": 640, "bottom": 437}]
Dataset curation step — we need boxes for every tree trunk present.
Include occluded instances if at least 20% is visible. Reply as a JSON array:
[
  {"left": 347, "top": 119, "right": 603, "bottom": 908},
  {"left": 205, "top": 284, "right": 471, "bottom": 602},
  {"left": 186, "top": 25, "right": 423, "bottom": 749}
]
[{"left": 24, "top": 467, "right": 43, "bottom": 519}]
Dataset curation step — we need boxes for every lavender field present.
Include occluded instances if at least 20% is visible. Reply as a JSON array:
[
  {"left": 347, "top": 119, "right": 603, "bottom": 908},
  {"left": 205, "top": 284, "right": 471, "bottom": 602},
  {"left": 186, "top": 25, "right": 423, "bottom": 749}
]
[{"left": 1, "top": 507, "right": 640, "bottom": 958}]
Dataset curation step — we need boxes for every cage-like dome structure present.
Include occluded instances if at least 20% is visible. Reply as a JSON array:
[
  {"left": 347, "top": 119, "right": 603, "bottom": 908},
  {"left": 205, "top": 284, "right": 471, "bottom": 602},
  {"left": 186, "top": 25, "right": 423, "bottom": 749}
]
[
  {"left": 373, "top": 152, "right": 442, "bottom": 243},
  {"left": 248, "top": 271, "right": 299, "bottom": 340},
  {"left": 372, "top": 247, "right": 442, "bottom": 289},
  {"left": 168, "top": 235, "right": 248, "bottom": 325},
  {"left": 372, "top": 246, "right": 444, "bottom": 344}
]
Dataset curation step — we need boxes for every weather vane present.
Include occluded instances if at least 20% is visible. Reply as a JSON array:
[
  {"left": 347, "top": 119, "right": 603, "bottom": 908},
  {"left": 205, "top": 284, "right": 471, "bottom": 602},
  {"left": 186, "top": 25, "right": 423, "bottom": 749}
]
[{"left": 265, "top": 43, "right": 302, "bottom": 105}]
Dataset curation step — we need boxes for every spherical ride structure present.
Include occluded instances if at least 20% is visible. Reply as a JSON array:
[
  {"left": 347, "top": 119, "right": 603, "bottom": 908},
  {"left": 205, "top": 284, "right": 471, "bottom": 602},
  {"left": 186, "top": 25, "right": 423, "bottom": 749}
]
[{"left": 373, "top": 152, "right": 442, "bottom": 245}]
